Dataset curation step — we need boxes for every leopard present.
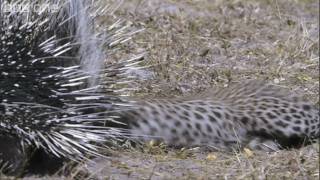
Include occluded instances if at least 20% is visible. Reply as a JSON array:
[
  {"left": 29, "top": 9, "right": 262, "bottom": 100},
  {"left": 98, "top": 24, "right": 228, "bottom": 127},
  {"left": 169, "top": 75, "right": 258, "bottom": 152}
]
[{"left": 117, "top": 80, "right": 319, "bottom": 151}]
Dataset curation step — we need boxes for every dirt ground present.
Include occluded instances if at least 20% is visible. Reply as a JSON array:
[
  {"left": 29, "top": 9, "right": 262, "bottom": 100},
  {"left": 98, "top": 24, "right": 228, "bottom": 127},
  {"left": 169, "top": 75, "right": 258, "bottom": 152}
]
[{"left": 8, "top": 0, "right": 320, "bottom": 179}]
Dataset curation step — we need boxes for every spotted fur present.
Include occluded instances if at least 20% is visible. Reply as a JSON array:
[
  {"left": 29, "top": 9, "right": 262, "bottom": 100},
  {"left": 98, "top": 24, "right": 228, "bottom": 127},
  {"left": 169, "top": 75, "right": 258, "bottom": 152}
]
[{"left": 120, "top": 81, "right": 319, "bottom": 151}]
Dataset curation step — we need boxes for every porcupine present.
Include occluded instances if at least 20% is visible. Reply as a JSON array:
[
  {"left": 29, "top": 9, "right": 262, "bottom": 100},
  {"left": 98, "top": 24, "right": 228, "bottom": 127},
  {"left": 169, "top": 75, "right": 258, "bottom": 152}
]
[{"left": 0, "top": 0, "right": 142, "bottom": 176}]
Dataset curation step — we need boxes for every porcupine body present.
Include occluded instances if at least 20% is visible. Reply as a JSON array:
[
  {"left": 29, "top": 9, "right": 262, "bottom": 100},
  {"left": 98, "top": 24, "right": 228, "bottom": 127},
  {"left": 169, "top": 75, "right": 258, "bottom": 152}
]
[{"left": 0, "top": 0, "right": 141, "bottom": 176}]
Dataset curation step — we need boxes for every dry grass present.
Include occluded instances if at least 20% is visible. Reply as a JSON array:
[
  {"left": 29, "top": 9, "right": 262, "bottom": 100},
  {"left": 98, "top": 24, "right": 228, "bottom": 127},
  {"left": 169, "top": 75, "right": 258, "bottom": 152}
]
[
  {"left": 75, "top": 144, "right": 319, "bottom": 179},
  {"left": 8, "top": 0, "right": 319, "bottom": 179},
  {"left": 112, "top": 0, "right": 319, "bottom": 101}
]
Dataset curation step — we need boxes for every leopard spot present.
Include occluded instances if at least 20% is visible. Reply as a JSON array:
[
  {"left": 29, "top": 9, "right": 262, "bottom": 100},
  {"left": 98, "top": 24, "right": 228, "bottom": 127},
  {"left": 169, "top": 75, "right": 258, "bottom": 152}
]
[
  {"left": 213, "top": 111, "right": 222, "bottom": 118},
  {"left": 152, "top": 110, "right": 159, "bottom": 115},
  {"left": 217, "top": 130, "right": 222, "bottom": 137},
  {"left": 142, "top": 119, "right": 149, "bottom": 125},
  {"left": 266, "top": 112, "right": 276, "bottom": 119},
  {"left": 292, "top": 126, "right": 301, "bottom": 132},
  {"left": 179, "top": 115, "right": 190, "bottom": 121},
  {"left": 171, "top": 129, "right": 177, "bottom": 134},
  {"left": 293, "top": 114, "right": 301, "bottom": 119},
  {"left": 174, "top": 105, "right": 182, "bottom": 111},
  {"left": 302, "top": 104, "right": 311, "bottom": 111},
  {"left": 182, "top": 104, "right": 191, "bottom": 110},
  {"left": 196, "top": 107, "right": 207, "bottom": 113},
  {"left": 260, "top": 116, "right": 269, "bottom": 124},
  {"left": 294, "top": 120, "right": 301, "bottom": 124},
  {"left": 174, "top": 121, "right": 181, "bottom": 127},
  {"left": 272, "top": 110, "right": 281, "bottom": 116},
  {"left": 290, "top": 108, "right": 297, "bottom": 113},
  {"left": 240, "top": 116, "right": 249, "bottom": 125},
  {"left": 195, "top": 123, "right": 202, "bottom": 130},
  {"left": 206, "top": 124, "right": 213, "bottom": 133},
  {"left": 284, "top": 115, "right": 292, "bottom": 122},
  {"left": 267, "top": 124, "right": 273, "bottom": 129},
  {"left": 299, "top": 111, "right": 306, "bottom": 117},
  {"left": 168, "top": 109, "right": 177, "bottom": 114},
  {"left": 187, "top": 123, "right": 192, "bottom": 128},
  {"left": 194, "top": 112, "right": 204, "bottom": 120},
  {"left": 193, "top": 131, "right": 200, "bottom": 137},
  {"left": 208, "top": 115, "right": 217, "bottom": 123},
  {"left": 182, "top": 130, "right": 190, "bottom": 137},
  {"left": 280, "top": 108, "right": 287, "bottom": 113},
  {"left": 275, "top": 121, "right": 288, "bottom": 128},
  {"left": 183, "top": 111, "right": 189, "bottom": 116}
]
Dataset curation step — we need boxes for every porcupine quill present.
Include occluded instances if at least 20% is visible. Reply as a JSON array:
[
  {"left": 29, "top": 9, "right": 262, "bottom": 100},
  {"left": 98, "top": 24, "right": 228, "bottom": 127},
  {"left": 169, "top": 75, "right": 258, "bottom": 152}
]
[{"left": 0, "top": 0, "right": 143, "bottom": 176}]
